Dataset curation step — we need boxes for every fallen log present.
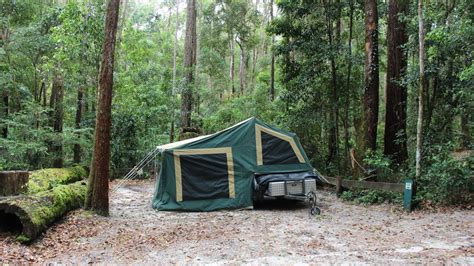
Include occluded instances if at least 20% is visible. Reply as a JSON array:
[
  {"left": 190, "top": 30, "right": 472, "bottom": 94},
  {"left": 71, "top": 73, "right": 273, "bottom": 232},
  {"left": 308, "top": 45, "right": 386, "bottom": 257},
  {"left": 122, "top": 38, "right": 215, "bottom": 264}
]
[
  {"left": 27, "top": 166, "right": 87, "bottom": 194},
  {"left": 0, "top": 181, "right": 87, "bottom": 242}
]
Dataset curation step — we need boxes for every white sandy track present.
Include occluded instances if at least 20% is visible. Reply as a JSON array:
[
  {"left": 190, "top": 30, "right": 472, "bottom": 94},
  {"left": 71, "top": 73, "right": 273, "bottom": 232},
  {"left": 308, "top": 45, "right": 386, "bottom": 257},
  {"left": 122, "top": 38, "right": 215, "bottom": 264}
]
[{"left": 1, "top": 179, "right": 473, "bottom": 264}]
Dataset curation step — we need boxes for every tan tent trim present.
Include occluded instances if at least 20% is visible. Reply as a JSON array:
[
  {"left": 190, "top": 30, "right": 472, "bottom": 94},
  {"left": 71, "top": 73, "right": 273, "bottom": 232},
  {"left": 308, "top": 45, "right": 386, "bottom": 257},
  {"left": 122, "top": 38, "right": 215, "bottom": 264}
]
[
  {"left": 173, "top": 147, "right": 235, "bottom": 202},
  {"left": 255, "top": 124, "right": 305, "bottom": 165},
  {"left": 173, "top": 153, "right": 183, "bottom": 201}
]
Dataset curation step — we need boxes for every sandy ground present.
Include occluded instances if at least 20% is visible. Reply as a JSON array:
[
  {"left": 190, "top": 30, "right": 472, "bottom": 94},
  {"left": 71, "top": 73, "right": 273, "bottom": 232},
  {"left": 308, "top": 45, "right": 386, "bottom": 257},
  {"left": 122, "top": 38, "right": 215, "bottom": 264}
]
[{"left": 1, "top": 179, "right": 473, "bottom": 264}]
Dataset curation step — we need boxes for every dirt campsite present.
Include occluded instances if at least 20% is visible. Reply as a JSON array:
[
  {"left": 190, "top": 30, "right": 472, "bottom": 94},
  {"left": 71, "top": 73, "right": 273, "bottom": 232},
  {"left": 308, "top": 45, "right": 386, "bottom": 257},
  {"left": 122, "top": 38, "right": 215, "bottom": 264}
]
[{"left": 1, "top": 179, "right": 472, "bottom": 264}]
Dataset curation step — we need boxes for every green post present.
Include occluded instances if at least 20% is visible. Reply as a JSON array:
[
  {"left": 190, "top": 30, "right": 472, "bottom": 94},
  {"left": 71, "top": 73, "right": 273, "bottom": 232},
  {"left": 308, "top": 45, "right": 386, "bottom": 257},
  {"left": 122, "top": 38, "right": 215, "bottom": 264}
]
[{"left": 403, "top": 179, "right": 414, "bottom": 211}]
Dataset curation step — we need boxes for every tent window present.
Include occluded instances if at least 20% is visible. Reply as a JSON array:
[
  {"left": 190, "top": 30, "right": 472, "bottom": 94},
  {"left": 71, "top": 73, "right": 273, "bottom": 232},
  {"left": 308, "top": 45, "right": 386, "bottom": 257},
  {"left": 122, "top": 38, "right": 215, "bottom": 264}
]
[
  {"left": 173, "top": 147, "right": 235, "bottom": 202},
  {"left": 181, "top": 154, "right": 229, "bottom": 201},
  {"left": 255, "top": 124, "right": 305, "bottom": 165},
  {"left": 261, "top": 131, "right": 300, "bottom": 165}
]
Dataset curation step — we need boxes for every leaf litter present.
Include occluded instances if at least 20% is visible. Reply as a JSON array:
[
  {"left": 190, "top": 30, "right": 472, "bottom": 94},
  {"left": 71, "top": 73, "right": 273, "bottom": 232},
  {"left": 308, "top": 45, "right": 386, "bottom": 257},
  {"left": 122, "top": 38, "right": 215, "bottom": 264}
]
[{"left": 1, "top": 179, "right": 473, "bottom": 264}]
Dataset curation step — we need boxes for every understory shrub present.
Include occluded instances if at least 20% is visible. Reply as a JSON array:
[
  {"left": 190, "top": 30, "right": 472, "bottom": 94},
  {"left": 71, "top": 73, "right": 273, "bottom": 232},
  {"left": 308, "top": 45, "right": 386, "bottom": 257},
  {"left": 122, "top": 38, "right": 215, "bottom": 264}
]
[
  {"left": 340, "top": 189, "right": 403, "bottom": 205},
  {"left": 416, "top": 145, "right": 473, "bottom": 205},
  {"left": 363, "top": 151, "right": 395, "bottom": 182}
]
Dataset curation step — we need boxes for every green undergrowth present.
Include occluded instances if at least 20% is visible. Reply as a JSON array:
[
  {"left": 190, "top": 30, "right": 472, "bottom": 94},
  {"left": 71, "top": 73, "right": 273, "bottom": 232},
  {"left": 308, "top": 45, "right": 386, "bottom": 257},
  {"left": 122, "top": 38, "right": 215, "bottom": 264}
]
[
  {"left": 15, "top": 234, "right": 31, "bottom": 243},
  {"left": 340, "top": 189, "right": 403, "bottom": 206},
  {"left": 26, "top": 166, "right": 87, "bottom": 194},
  {"left": 416, "top": 147, "right": 473, "bottom": 205}
]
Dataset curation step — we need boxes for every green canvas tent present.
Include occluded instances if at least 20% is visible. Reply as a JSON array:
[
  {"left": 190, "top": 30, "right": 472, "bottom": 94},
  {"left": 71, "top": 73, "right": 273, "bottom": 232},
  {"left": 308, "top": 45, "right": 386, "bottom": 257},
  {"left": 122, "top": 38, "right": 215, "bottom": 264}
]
[{"left": 152, "top": 117, "right": 314, "bottom": 211}]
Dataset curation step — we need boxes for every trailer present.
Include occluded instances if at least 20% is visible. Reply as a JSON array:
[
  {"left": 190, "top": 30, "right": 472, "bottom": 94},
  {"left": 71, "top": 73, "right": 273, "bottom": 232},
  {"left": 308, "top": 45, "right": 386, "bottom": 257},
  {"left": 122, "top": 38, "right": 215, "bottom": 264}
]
[{"left": 253, "top": 171, "right": 321, "bottom": 215}]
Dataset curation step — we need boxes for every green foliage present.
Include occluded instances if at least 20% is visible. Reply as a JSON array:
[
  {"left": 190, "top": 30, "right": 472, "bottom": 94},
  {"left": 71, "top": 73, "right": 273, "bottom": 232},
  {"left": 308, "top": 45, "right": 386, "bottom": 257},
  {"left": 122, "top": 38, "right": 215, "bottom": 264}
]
[
  {"left": 202, "top": 83, "right": 282, "bottom": 133},
  {"left": 109, "top": 2, "right": 180, "bottom": 177},
  {"left": 363, "top": 151, "right": 395, "bottom": 181},
  {"left": 0, "top": 1, "right": 100, "bottom": 170},
  {"left": 340, "top": 190, "right": 402, "bottom": 206},
  {"left": 15, "top": 234, "right": 30, "bottom": 243},
  {"left": 1, "top": 0, "right": 472, "bottom": 207},
  {"left": 0, "top": 102, "right": 52, "bottom": 170},
  {"left": 268, "top": 0, "right": 366, "bottom": 174},
  {"left": 416, "top": 145, "right": 473, "bottom": 205}
]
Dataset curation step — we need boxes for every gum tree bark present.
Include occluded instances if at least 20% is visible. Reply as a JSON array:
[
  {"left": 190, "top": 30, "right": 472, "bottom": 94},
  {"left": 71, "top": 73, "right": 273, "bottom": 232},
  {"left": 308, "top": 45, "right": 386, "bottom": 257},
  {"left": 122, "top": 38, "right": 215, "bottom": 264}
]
[
  {"left": 363, "top": 0, "right": 379, "bottom": 152},
  {"left": 1, "top": 24, "right": 10, "bottom": 139},
  {"left": 343, "top": 0, "right": 354, "bottom": 170},
  {"left": 323, "top": 0, "right": 339, "bottom": 169},
  {"left": 180, "top": 0, "right": 197, "bottom": 131},
  {"left": 2, "top": 93, "right": 7, "bottom": 138},
  {"left": 229, "top": 37, "right": 235, "bottom": 95},
  {"left": 73, "top": 86, "right": 84, "bottom": 163},
  {"left": 170, "top": 0, "right": 179, "bottom": 143},
  {"left": 269, "top": 0, "right": 275, "bottom": 100},
  {"left": 384, "top": 0, "right": 409, "bottom": 165},
  {"left": 85, "top": 0, "right": 120, "bottom": 216},
  {"left": 237, "top": 40, "right": 245, "bottom": 94},
  {"left": 415, "top": 0, "right": 426, "bottom": 178},
  {"left": 49, "top": 74, "right": 64, "bottom": 168}
]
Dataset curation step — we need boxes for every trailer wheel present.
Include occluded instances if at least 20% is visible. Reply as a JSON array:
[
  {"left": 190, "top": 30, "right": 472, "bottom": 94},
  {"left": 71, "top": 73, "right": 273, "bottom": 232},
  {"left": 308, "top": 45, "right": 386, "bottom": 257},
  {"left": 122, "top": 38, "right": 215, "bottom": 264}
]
[
  {"left": 307, "top": 191, "right": 320, "bottom": 215},
  {"left": 310, "top": 207, "right": 321, "bottom": 216}
]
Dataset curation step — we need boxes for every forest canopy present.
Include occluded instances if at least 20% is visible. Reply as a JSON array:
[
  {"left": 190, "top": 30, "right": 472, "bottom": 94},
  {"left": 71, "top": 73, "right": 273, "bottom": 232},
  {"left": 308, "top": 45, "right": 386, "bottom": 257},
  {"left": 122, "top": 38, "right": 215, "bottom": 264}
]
[{"left": 0, "top": 0, "right": 472, "bottom": 205}]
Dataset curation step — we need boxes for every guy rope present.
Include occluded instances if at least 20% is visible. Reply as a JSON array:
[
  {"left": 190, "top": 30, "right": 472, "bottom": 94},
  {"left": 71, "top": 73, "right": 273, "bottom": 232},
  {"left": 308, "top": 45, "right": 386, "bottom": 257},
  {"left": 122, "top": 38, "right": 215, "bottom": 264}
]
[{"left": 111, "top": 147, "right": 160, "bottom": 194}]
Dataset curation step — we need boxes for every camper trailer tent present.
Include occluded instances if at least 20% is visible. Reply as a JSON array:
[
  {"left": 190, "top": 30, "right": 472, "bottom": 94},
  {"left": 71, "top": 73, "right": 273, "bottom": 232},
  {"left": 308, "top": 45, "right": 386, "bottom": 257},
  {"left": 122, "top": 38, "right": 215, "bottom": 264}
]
[{"left": 152, "top": 117, "right": 314, "bottom": 211}]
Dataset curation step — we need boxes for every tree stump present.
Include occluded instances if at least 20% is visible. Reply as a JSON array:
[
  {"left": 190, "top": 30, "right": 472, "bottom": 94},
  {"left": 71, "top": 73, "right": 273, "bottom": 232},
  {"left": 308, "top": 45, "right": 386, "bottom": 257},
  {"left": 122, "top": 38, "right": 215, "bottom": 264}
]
[
  {"left": 335, "top": 176, "right": 342, "bottom": 197},
  {"left": 0, "top": 171, "right": 29, "bottom": 196}
]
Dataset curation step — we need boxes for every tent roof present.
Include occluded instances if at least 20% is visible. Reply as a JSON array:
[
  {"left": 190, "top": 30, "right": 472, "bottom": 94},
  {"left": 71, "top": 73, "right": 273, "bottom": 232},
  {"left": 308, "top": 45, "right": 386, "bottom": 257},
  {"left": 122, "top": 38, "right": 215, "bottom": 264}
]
[{"left": 156, "top": 117, "right": 254, "bottom": 151}]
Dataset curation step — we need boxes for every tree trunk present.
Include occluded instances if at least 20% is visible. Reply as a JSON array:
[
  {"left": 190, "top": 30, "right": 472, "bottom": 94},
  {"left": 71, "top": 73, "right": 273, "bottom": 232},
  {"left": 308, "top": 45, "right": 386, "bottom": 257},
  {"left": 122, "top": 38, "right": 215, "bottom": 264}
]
[
  {"left": 180, "top": 0, "right": 196, "bottom": 131},
  {"left": 363, "top": 0, "right": 379, "bottom": 152},
  {"left": 34, "top": 80, "right": 43, "bottom": 159},
  {"left": 38, "top": 81, "right": 45, "bottom": 104},
  {"left": 195, "top": 7, "right": 201, "bottom": 113},
  {"left": 49, "top": 74, "right": 64, "bottom": 168},
  {"left": 42, "top": 80, "right": 47, "bottom": 107},
  {"left": 238, "top": 41, "right": 245, "bottom": 95},
  {"left": 269, "top": 0, "right": 275, "bottom": 100},
  {"left": 2, "top": 93, "right": 7, "bottom": 138},
  {"left": 415, "top": 0, "right": 426, "bottom": 179},
  {"left": 323, "top": 0, "right": 339, "bottom": 169},
  {"left": 33, "top": 67, "right": 39, "bottom": 102},
  {"left": 252, "top": 48, "right": 256, "bottom": 88},
  {"left": 85, "top": 0, "right": 120, "bottom": 216},
  {"left": 116, "top": 0, "right": 129, "bottom": 50},
  {"left": 229, "top": 37, "right": 235, "bottom": 95},
  {"left": 1, "top": 24, "right": 10, "bottom": 139},
  {"left": 460, "top": 112, "right": 470, "bottom": 149},
  {"left": 335, "top": 0, "right": 341, "bottom": 45},
  {"left": 343, "top": 0, "right": 354, "bottom": 171},
  {"left": 73, "top": 86, "right": 84, "bottom": 163},
  {"left": 170, "top": 0, "right": 179, "bottom": 143},
  {"left": 383, "top": 0, "right": 408, "bottom": 165}
]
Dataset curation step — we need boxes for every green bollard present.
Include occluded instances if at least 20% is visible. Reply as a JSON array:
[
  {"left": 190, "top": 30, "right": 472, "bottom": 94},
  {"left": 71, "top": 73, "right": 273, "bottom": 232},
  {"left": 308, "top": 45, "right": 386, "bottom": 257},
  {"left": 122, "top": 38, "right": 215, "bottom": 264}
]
[{"left": 403, "top": 179, "right": 414, "bottom": 211}]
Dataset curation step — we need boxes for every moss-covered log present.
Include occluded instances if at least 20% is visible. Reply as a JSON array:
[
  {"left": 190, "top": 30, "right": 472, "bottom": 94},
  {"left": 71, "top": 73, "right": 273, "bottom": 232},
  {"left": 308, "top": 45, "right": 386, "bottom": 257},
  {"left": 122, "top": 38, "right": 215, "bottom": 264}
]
[
  {"left": 27, "top": 166, "right": 87, "bottom": 194},
  {"left": 0, "top": 181, "right": 87, "bottom": 242}
]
